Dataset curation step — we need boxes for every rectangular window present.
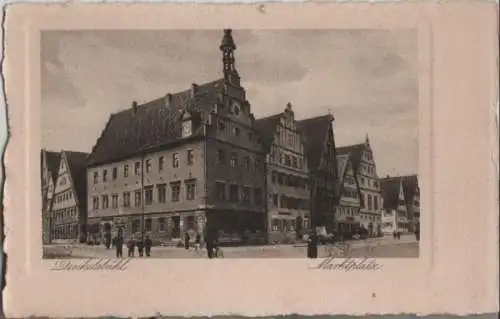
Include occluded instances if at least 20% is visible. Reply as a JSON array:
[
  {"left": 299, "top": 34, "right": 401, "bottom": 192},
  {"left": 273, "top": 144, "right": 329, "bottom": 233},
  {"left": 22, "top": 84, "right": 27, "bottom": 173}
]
[
  {"left": 134, "top": 190, "right": 142, "bottom": 207},
  {"left": 230, "top": 152, "right": 238, "bottom": 168},
  {"left": 218, "top": 120, "right": 226, "bottom": 131},
  {"left": 92, "top": 196, "right": 99, "bottom": 210},
  {"left": 232, "top": 126, "right": 240, "bottom": 137},
  {"left": 112, "top": 167, "right": 118, "bottom": 180},
  {"left": 145, "top": 186, "right": 153, "bottom": 205},
  {"left": 367, "top": 195, "right": 373, "bottom": 210},
  {"left": 158, "top": 218, "right": 166, "bottom": 232},
  {"left": 298, "top": 158, "right": 303, "bottom": 169},
  {"left": 103, "top": 169, "right": 108, "bottom": 182},
  {"left": 288, "top": 133, "right": 294, "bottom": 147},
  {"left": 243, "top": 156, "right": 250, "bottom": 170},
  {"left": 215, "top": 182, "right": 226, "bottom": 200},
  {"left": 242, "top": 187, "right": 251, "bottom": 203},
  {"left": 374, "top": 196, "right": 379, "bottom": 210},
  {"left": 229, "top": 184, "right": 239, "bottom": 202},
  {"left": 123, "top": 192, "right": 130, "bottom": 207},
  {"left": 172, "top": 153, "right": 180, "bottom": 168},
  {"left": 145, "top": 218, "right": 152, "bottom": 232},
  {"left": 186, "top": 181, "right": 196, "bottom": 201},
  {"left": 187, "top": 216, "right": 195, "bottom": 230},
  {"left": 93, "top": 172, "right": 99, "bottom": 184},
  {"left": 111, "top": 195, "right": 119, "bottom": 208},
  {"left": 187, "top": 150, "right": 194, "bottom": 165},
  {"left": 273, "top": 194, "right": 278, "bottom": 207},
  {"left": 285, "top": 155, "right": 291, "bottom": 166},
  {"left": 216, "top": 149, "right": 226, "bottom": 164},
  {"left": 171, "top": 182, "right": 181, "bottom": 202},
  {"left": 157, "top": 183, "right": 167, "bottom": 203},
  {"left": 254, "top": 188, "right": 262, "bottom": 205},
  {"left": 102, "top": 195, "right": 109, "bottom": 209},
  {"left": 255, "top": 159, "right": 262, "bottom": 171},
  {"left": 145, "top": 159, "right": 152, "bottom": 173},
  {"left": 134, "top": 162, "right": 141, "bottom": 175},
  {"left": 158, "top": 156, "right": 164, "bottom": 171},
  {"left": 124, "top": 164, "right": 129, "bottom": 177},
  {"left": 292, "top": 157, "right": 297, "bottom": 168}
]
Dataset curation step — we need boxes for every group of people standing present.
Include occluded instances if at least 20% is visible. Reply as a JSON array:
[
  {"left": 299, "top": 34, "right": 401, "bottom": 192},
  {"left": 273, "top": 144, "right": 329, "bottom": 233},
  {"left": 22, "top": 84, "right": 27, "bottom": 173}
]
[
  {"left": 124, "top": 236, "right": 153, "bottom": 258},
  {"left": 392, "top": 230, "right": 402, "bottom": 240}
]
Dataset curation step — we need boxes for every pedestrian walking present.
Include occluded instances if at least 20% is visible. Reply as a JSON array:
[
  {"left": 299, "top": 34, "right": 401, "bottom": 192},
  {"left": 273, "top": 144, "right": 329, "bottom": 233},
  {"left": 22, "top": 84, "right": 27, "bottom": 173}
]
[
  {"left": 307, "top": 232, "right": 318, "bottom": 259},
  {"left": 392, "top": 230, "right": 396, "bottom": 240},
  {"left": 204, "top": 223, "right": 214, "bottom": 259},
  {"left": 127, "top": 237, "right": 136, "bottom": 257},
  {"left": 144, "top": 236, "right": 152, "bottom": 257},
  {"left": 184, "top": 232, "right": 191, "bottom": 250},
  {"left": 194, "top": 233, "right": 201, "bottom": 251},
  {"left": 137, "top": 238, "right": 144, "bottom": 257},
  {"left": 115, "top": 235, "right": 124, "bottom": 258},
  {"left": 397, "top": 231, "right": 401, "bottom": 240}
]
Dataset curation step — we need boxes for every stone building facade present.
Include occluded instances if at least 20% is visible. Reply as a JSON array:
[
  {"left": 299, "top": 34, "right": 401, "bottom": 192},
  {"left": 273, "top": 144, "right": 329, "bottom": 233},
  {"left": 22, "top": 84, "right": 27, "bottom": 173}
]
[
  {"left": 50, "top": 151, "right": 88, "bottom": 243},
  {"left": 255, "top": 103, "right": 310, "bottom": 243},
  {"left": 401, "top": 175, "right": 420, "bottom": 232},
  {"left": 337, "top": 136, "right": 383, "bottom": 236},
  {"left": 86, "top": 29, "right": 266, "bottom": 244}
]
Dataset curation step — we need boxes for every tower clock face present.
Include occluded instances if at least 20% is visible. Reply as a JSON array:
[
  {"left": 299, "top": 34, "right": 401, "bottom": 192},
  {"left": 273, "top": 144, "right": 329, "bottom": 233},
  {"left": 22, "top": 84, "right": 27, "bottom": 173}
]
[{"left": 232, "top": 101, "right": 241, "bottom": 115}]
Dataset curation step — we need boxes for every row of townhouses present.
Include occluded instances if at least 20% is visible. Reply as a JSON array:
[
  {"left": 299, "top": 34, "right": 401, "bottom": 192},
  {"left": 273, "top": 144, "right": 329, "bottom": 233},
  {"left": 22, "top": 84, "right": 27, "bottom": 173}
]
[{"left": 41, "top": 29, "right": 420, "bottom": 245}]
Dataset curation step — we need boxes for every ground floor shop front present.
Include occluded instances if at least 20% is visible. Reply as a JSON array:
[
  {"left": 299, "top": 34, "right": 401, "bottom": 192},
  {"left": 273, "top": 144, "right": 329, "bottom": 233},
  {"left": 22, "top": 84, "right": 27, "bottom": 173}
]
[
  {"left": 87, "top": 208, "right": 266, "bottom": 245},
  {"left": 52, "top": 222, "right": 80, "bottom": 243}
]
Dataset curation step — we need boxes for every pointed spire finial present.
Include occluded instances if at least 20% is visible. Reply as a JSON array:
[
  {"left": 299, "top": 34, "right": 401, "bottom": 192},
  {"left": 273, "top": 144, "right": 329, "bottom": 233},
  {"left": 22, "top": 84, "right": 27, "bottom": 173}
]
[{"left": 365, "top": 133, "right": 370, "bottom": 144}]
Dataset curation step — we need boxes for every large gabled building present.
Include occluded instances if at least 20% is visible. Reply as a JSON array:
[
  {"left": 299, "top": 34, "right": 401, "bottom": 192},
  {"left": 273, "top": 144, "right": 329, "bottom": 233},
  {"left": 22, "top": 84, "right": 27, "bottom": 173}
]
[
  {"left": 337, "top": 135, "right": 382, "bottom": 236},
  {"left": 401, "top": 174, "right": 420, "bottom": 232},
  {"left": 296, "top": 115, "right": 341, "bottom": 233},
  {"left": 41, "top": 149, "right": 61, "bottom": 244},
  {"left": 254, "top": 103, "right": 310, "bottom": 243},
  {"left": 335, "top": 153, "right": 364, "bottom": 234},
  {"left": 86, "top": 29, "right": 267, "bottom": 244},
  {"left": 51, "top": 150, "right": 89, "bottom": 243},
  {"left": 380, "top": 176, "right": 409, "bottom": 234}
]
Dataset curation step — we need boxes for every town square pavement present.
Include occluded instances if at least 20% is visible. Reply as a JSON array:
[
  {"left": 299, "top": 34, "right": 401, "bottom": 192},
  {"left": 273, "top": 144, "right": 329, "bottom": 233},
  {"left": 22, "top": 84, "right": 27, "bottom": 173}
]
[{"left": 44, "top": 234, "right": 419, "bottom": 259}]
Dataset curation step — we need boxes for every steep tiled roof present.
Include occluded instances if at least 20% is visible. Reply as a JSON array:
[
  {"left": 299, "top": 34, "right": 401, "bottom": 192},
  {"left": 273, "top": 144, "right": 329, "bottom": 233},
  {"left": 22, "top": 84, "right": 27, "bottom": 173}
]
[
  {"left": 254, "top": 113, "right": 282, "bottom": 152},
  {"left": 336, "top": 154, "right": 349, "bottom": 183},
  {"left": 401, "top": 175, "right": 419, "bottom": 202},
  {"left": 87, "top": 79, "right": 225, "bottom": 166},
  {"left": 336, "top": 143, "right": 365, "bottom": 172},
  {"left": 46, "top": 151, "right": 62, "bottom": 183},
  {"left": 380, "top": 177, "right": 401, "bottom": 210},
  {"left": 65, "top": 151, "right": 90, "bottom": 210},
  {"left": 296, "top": 114, "right": 333, "bottom": 171}
]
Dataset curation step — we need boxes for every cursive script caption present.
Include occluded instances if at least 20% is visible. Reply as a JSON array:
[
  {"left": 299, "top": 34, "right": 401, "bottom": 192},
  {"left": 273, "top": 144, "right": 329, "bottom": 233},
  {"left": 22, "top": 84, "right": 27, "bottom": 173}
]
[
  {"left": 50, "top": 258, "right": 131, "bottom": 271},
  {"left": 310, "top": 257, "right": 383, "bottom": 271}
]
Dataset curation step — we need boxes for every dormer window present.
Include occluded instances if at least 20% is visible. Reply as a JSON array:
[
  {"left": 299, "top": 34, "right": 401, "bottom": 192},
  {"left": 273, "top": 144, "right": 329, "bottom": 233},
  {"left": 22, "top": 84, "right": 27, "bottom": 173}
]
[{"left": 182, "top": 120, "right": 192, "bottom": 137}]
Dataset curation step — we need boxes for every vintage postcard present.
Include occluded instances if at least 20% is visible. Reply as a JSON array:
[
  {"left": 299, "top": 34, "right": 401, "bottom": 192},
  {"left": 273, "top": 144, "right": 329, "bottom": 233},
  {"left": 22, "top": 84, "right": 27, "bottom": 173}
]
[{"left": 2, "top": 2, "right": 498, "bottom": 317}]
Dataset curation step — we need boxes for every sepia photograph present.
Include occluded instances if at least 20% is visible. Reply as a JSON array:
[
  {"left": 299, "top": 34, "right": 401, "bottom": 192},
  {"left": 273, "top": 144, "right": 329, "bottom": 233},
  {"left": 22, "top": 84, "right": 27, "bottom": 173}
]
[
  {"left": 40, "top": 28, "right": 420, "bottom": 260},
  {"left": 4, "top": 2, "right": 498, "bottom": 317}
]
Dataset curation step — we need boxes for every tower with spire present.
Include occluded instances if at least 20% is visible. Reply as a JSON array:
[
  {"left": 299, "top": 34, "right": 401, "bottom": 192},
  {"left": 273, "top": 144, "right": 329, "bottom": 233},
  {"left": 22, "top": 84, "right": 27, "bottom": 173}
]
[{"left": 220, "top": 29, "right": 241, "bottom": 87}]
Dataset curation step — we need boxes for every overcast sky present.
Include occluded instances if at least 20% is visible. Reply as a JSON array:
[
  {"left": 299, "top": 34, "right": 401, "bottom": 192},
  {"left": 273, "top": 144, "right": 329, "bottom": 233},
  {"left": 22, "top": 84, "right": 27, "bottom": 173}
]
[{"left": 41, "top": 29, "right": 418, "bottom": 177}]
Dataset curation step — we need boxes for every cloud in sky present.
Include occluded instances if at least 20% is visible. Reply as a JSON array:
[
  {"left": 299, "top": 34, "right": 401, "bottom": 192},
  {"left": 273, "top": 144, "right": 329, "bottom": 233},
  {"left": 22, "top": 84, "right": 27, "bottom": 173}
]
[{"left": 41, "top": 29, "right": 418, "bottom": 177}]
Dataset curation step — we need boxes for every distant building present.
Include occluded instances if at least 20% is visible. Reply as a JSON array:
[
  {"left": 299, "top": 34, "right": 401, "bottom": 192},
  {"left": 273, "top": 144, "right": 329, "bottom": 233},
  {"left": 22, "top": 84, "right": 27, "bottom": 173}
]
[
  {"left": 254, "top": 103, "right": 310, "bottom": 243},
  {"left": 337, "top": 135, "right": 382, "bottom": 236},
  {"left": 334, "top": 153, "right": 363, "bottom": 234},
  {"left": 86, "top": 29, "right": 266, "bottom": 244},
  {"left": 40, "top": 149, "right": 61, "bottom": 244},
  {"left": 51, "top": 150, "right": 89, "bottom": 243},
  {"left": 296, "top": 115, "right": 340, "bottom": 233},
  {"left": 380, "top": 176, "right": 409, "bottom": 234},
  {"left": 401, "top": 175, "right": 420, "bottom": 232}
]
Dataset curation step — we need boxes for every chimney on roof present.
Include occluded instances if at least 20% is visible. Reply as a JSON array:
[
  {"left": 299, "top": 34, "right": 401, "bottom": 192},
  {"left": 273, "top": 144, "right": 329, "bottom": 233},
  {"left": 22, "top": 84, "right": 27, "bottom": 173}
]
[
  {"left": 191, "top": 83, "right": 198, "bottom": 98},
  {"left": 165, "top": 93, "right": 173, "bottom": 107},
  {"left": 132, "top": 101, "right": 138, "bottom": 113}
]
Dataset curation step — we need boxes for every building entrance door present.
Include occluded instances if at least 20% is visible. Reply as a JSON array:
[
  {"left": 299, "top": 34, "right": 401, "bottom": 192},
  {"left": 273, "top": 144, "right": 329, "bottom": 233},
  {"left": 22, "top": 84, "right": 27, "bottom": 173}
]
[{"left": 172, "top": 216, "right": 181, "bottom": 238}]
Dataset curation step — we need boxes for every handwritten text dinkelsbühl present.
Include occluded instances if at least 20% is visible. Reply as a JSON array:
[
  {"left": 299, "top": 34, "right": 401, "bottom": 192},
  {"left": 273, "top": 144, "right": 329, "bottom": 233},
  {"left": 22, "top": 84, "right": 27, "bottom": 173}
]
[{"left": 50, "top": 258, "right": 131, "bottom": 271}]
